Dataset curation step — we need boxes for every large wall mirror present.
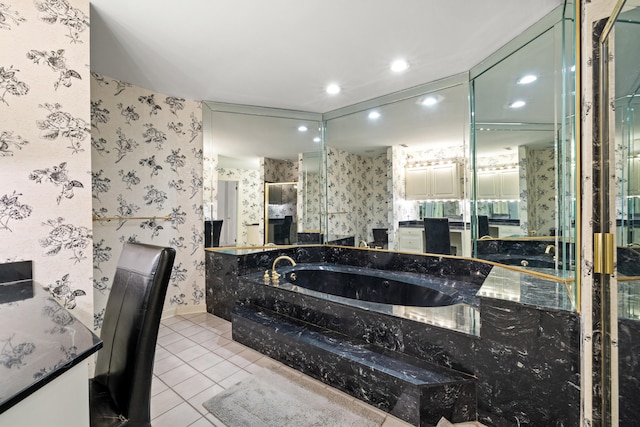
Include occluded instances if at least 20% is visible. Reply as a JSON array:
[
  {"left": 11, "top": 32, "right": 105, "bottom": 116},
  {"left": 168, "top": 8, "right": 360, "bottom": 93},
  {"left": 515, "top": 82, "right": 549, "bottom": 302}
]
[
  {"left": 471, "top": 7, "right": 576, "bottom": 278},
  {"left": 202, "top": 103, "right": 324, "bottom": 247},
  {"left": 324, "top": 77, "right": 470, "bottom": 253},
  {"left": 202, "top": 4, "right": 577, "bottom": 280}
]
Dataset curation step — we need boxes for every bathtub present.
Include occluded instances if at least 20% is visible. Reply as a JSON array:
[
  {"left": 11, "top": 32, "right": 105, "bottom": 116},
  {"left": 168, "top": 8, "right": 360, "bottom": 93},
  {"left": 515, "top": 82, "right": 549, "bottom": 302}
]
[
  {"left": 277, "top": 264, "right": 462, "bottom": 307},
  {"left": 260, "top": 263, "right": 480, "bottom": 335}
]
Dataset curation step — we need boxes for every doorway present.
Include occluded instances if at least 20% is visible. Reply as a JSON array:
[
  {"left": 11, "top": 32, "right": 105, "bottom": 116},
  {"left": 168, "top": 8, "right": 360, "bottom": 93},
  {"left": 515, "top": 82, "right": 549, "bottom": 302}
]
[{"left": 217, "top": 180, "right": 238, "bottom": 246}]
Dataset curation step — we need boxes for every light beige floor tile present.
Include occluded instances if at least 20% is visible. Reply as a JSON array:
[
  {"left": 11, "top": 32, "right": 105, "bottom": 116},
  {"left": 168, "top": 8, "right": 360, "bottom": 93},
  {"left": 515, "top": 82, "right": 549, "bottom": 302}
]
[
  {"left": 150, "top": 388, "right": 183, "bottom": 419},
  {"left": 200, "top": 335, "right": 232, "bottom": 351},
  {"left": 175, "top": 344, "right": 210, "bottom": 362},
  {"left": 151, "top": 375, "right": 169, "bottom": 396},
  {"left": 227, "top": 347, "right": 263, "bottom": 368},
  {"left": 189, "top": 384, "right": 225, "bottom": 415},
  {"left": 157, "top": 330, "right": 185, "bottom": 347},
  {"left": 188, "top": 351, "right": 225, "bottom": 372},
  {"left": 179, "top": 324, "right": 208, "bottom": 338},
  {"left": 213, "top": 340, "right": 247, "bottom": 359},
  {"left": 154, "top": 354, "right": 184, "bottom": 375},
  {"left": 220, "top": 330, "right": 232, "bottom": 340},
  {"left": 382, "top": 415, "right": 413, "bottom": 427},
  {"left": 152, "top": 401, "right": 202, "bottom": 427},
  {"left": 157, "top": 325, "right": 173, "bottom": 338},
  {"left": 163, "top": 337, "right": 198, "bottom": 354},
  {"left": 172, "top": 373, "right": 216, "bottom": 400},
  {"left": 201, "top": 359, "right": 241, "bottom": 383},
  {"left": 187, "top": 329, "right": 220, "bottom": 343},
  {"left": 161, "top": 316, "right": 182, "bottom": 326},
  {"left": 154, "top": 345, "right": 171, "bottom": 362},
  {"left": 159, "top": 363, "right": 200, "bottom": 387},
  {"left": 168, "top": 318, "right": 196, "bottom": 332}
]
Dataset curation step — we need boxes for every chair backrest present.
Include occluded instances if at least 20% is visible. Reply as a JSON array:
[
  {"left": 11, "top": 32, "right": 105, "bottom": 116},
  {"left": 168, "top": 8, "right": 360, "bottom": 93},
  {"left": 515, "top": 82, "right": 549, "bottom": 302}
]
[
  {"left": 93, "top": 242, "right": 176, "bottom": 423},
  {"left": 424, "top": 217, "right": 451, "bottom": 255},
  {"left": 478, "top": 215, "right": 490, "bottom": 238},
  {"left": 372, "top": 228, "right": 388, "bottom": 246},
  {"left": 205, "top": 220, "right": 223, "bottom": 247}
]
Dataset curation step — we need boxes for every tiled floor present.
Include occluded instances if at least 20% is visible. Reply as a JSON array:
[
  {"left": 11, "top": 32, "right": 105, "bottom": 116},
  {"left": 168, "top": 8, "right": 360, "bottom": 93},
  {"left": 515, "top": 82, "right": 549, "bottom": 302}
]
[{"left": 150, "top": 312, "right": 414, "bottom": 427}]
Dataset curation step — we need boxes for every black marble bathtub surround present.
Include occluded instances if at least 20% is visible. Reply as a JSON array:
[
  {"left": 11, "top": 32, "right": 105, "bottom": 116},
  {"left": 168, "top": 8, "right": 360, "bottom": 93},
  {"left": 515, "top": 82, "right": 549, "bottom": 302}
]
[
  {"left": 0, "top": 261, "right": 34, "bottom": 304},
  {"left": 0, "top": 260, "right": 32, "bottom": 284}
]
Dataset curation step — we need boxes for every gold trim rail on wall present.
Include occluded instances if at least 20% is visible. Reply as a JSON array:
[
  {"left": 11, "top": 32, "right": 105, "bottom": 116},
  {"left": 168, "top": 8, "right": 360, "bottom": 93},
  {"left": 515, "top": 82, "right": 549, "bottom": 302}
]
[{"left": 92, "top": 215, "right": 171, "bottom": 222}]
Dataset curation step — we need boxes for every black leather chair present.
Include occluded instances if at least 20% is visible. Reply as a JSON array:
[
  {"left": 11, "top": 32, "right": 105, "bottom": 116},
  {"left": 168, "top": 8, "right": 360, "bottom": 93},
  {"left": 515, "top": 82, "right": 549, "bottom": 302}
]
[
  {"left": 424, "top": 217, "right": 451, "bottom": 255},
  {"left": 478, "top": 215, "right": 490, "bottom": 238},
  {"left": 204, "top": 219, "right": 223, "bottom": 247},
  {"left": 371, "top": 228, "right": 388, "bottom": 249},
  {"left": 273, "top": 215, "right": 293, "bottom": 244},
  {"left": 90, "top": 242, "right": 176, "bottom": 427}
]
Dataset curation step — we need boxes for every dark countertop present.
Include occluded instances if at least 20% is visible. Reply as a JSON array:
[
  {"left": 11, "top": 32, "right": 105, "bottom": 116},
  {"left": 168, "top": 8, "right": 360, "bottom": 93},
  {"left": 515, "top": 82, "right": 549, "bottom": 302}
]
[
  {"left": 399, "top": 219, "right": 520, "bottom": 229},
  {"left": 0, "top": 276, "right": 102, "bottom": 414}
]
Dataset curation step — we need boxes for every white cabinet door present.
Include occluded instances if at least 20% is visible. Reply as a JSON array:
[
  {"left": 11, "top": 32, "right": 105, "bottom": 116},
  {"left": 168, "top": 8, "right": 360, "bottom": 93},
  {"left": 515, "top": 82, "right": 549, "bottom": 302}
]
[
  {"left": 405, "top": 168, "right": 429, "bottom": 199},
  {"left": 430, "top": 163, "right": 461, "bottom": 198},
  {"left": 477, "top": 170, "right": 499, "bottom": 199},
  {"left": 499, "top": 169, "right": 520, "bottom": 199}
]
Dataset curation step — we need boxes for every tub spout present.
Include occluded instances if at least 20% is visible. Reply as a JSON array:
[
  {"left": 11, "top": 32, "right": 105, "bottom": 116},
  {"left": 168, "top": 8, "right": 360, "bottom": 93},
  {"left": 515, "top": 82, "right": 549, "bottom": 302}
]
[
  {"left": 271, "top": 255, "right": 296, "bottom": 279},
  {"left": 545, "top": 244, "right": 556, "bottom": 255}
]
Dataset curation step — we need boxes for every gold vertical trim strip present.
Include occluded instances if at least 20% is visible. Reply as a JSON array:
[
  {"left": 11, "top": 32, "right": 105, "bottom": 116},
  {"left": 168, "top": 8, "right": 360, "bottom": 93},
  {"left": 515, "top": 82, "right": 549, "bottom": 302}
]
[
  {"left": 575, "top": 0, "right": 582, "bottom": 312},
  {"left": 604, "top": 233, "right": 615, "bottom": 275},
  {"left": 594, "top": 233, "right": 603, "bottom": 274}
]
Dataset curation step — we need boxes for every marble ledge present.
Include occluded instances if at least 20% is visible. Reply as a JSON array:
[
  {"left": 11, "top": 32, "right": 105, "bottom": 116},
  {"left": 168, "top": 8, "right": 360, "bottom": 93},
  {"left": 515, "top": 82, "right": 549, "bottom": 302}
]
[{"left": 478, "top": 265, "right": 576, "bottom": 312}]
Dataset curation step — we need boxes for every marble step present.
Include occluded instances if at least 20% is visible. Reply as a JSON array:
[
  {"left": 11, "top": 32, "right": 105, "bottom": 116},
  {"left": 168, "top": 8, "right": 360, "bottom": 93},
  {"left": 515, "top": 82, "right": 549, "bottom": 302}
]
[{"left": 232, "top": 304, "right": 477, "bottom": 427}]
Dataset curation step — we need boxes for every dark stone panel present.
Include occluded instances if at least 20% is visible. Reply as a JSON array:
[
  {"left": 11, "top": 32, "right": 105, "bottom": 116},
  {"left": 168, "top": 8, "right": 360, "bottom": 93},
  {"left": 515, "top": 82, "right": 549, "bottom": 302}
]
[
  {"left": 233, "top": 304, "right": 477, "bottom": 427},
  {"left": 206, "top": 246, "right": 583, "bottom": 425},
  {"left": 619, "top": 317, "right": 640, "bottom": 425},
  {"left": 0, "top": 260, "right": 32, "bottom": 283}
]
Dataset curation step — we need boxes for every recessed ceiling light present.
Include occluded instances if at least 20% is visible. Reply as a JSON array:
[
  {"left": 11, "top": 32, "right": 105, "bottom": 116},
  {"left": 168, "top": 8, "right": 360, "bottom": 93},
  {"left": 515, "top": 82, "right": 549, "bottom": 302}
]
[
  {"left": 368, "top": 111, "right": 381, "bottom": 120},
  {"left": 326, "top": 83, "right": 341, "bottom": 95},
  {"left": 313, "top": 137, "right": 321, "bottom": 143},
  {"left": 421, "top": 96, "right": 439, "bottom": 106},
  {"left": 517, "top": 74, "right": 537, "bottom": 85},
  {"left": 390, "top": 59, "right": 410, "bottom": 73},
  {"left": 298, "top": 125, "right": 308, "bottom": 132},
  {"left": 570, "top": 65, "right": 576, "bottom": 72},
  {"left": 509, "top": 100, "right": 526, "bottom": 109}
]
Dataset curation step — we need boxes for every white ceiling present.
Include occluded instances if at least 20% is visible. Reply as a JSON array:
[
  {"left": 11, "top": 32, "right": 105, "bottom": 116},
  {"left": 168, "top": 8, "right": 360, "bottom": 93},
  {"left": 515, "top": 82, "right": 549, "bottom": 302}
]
[
  {"left": 90, "top": 0, "right": 566, "bottom": 164},
  {"left": 90, "top": 0, "right": 563, "bottom": 112}
]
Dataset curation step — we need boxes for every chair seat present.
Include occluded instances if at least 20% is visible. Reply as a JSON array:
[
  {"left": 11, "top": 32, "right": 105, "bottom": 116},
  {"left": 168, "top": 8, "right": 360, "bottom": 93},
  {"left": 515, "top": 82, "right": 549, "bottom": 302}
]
[{"left": 89, "top": 380, "right": 133, "bottom": 427}]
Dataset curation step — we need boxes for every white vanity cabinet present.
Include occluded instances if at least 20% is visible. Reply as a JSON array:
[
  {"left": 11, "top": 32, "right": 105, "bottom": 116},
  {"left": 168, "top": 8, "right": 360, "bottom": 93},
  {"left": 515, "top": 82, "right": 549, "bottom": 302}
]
[
  {"left": 397, "top": 227, "right": 424, "bottom": 252},
  {"left": 405, "top": 163, "right": 461, "bottom": 200},
  {"left": 477, "top": 168, "right": 519, "bottom": 200}
]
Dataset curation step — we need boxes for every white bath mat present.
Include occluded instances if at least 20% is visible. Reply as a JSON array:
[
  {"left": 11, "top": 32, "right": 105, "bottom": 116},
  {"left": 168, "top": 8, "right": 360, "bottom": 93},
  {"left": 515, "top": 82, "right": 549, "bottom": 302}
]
[{"left": 202, "top": 366, "right": 385, "bottom": 427}]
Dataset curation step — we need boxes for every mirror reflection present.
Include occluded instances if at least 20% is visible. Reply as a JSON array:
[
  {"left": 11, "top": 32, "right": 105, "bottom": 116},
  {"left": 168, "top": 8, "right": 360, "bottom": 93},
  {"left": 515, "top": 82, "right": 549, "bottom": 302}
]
[
  {"left": 203, "top": 5, "right": 577, "bottom": 278},
  {"left": 614, "top": 3, "right": 640, "bottom": 279},
  {"left": 203, "top": 104, "right": 324, "bottom": 246},
  {"left": 471, "top": 12, "right": 576, "bottom": 277}
]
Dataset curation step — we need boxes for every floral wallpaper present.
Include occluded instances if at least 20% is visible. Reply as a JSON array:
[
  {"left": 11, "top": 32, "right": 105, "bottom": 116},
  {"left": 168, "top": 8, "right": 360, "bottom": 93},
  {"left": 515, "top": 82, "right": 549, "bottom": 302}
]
[
  {"left": 299, "top": 152, "right": 324, "bottom": 234},
  {"left": 0, "top": 0, "right": 93, "bottom": 326},
  {"left": 523, "top": 145, "right": 556, "bottom": 236},
  {"left": 326, "top": 147, "right": 389, "bottom": 243},
  {"left": 91, "top": 73, "right": 204, "bottom": 326},
  {"left": 264, "top": 157, "right": 297, "bottom": 183}
]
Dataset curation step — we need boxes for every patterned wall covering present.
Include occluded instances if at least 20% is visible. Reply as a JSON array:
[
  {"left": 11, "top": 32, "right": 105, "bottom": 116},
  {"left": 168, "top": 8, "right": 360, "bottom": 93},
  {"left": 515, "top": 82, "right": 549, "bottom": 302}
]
[
  {"left": 300, "top": 153, "right": 323, "bottom": 233},
  {"left": 264, "top": 157, "right": 297, "bottom": 183},
  {"left": 523, "top": 146, "right": 556, "bottom": 236},
  {"left": 217, "top": 166, "right": 262, "bottom": 246},
  {"left": 91, "top": 73, "right": 204, "bottom": 325},
  {"left": 0, "top": 0, "right": 93, "bottom": 326},
  {"left": 326, "top": 147, "right": 388, "bottom": 243}
]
